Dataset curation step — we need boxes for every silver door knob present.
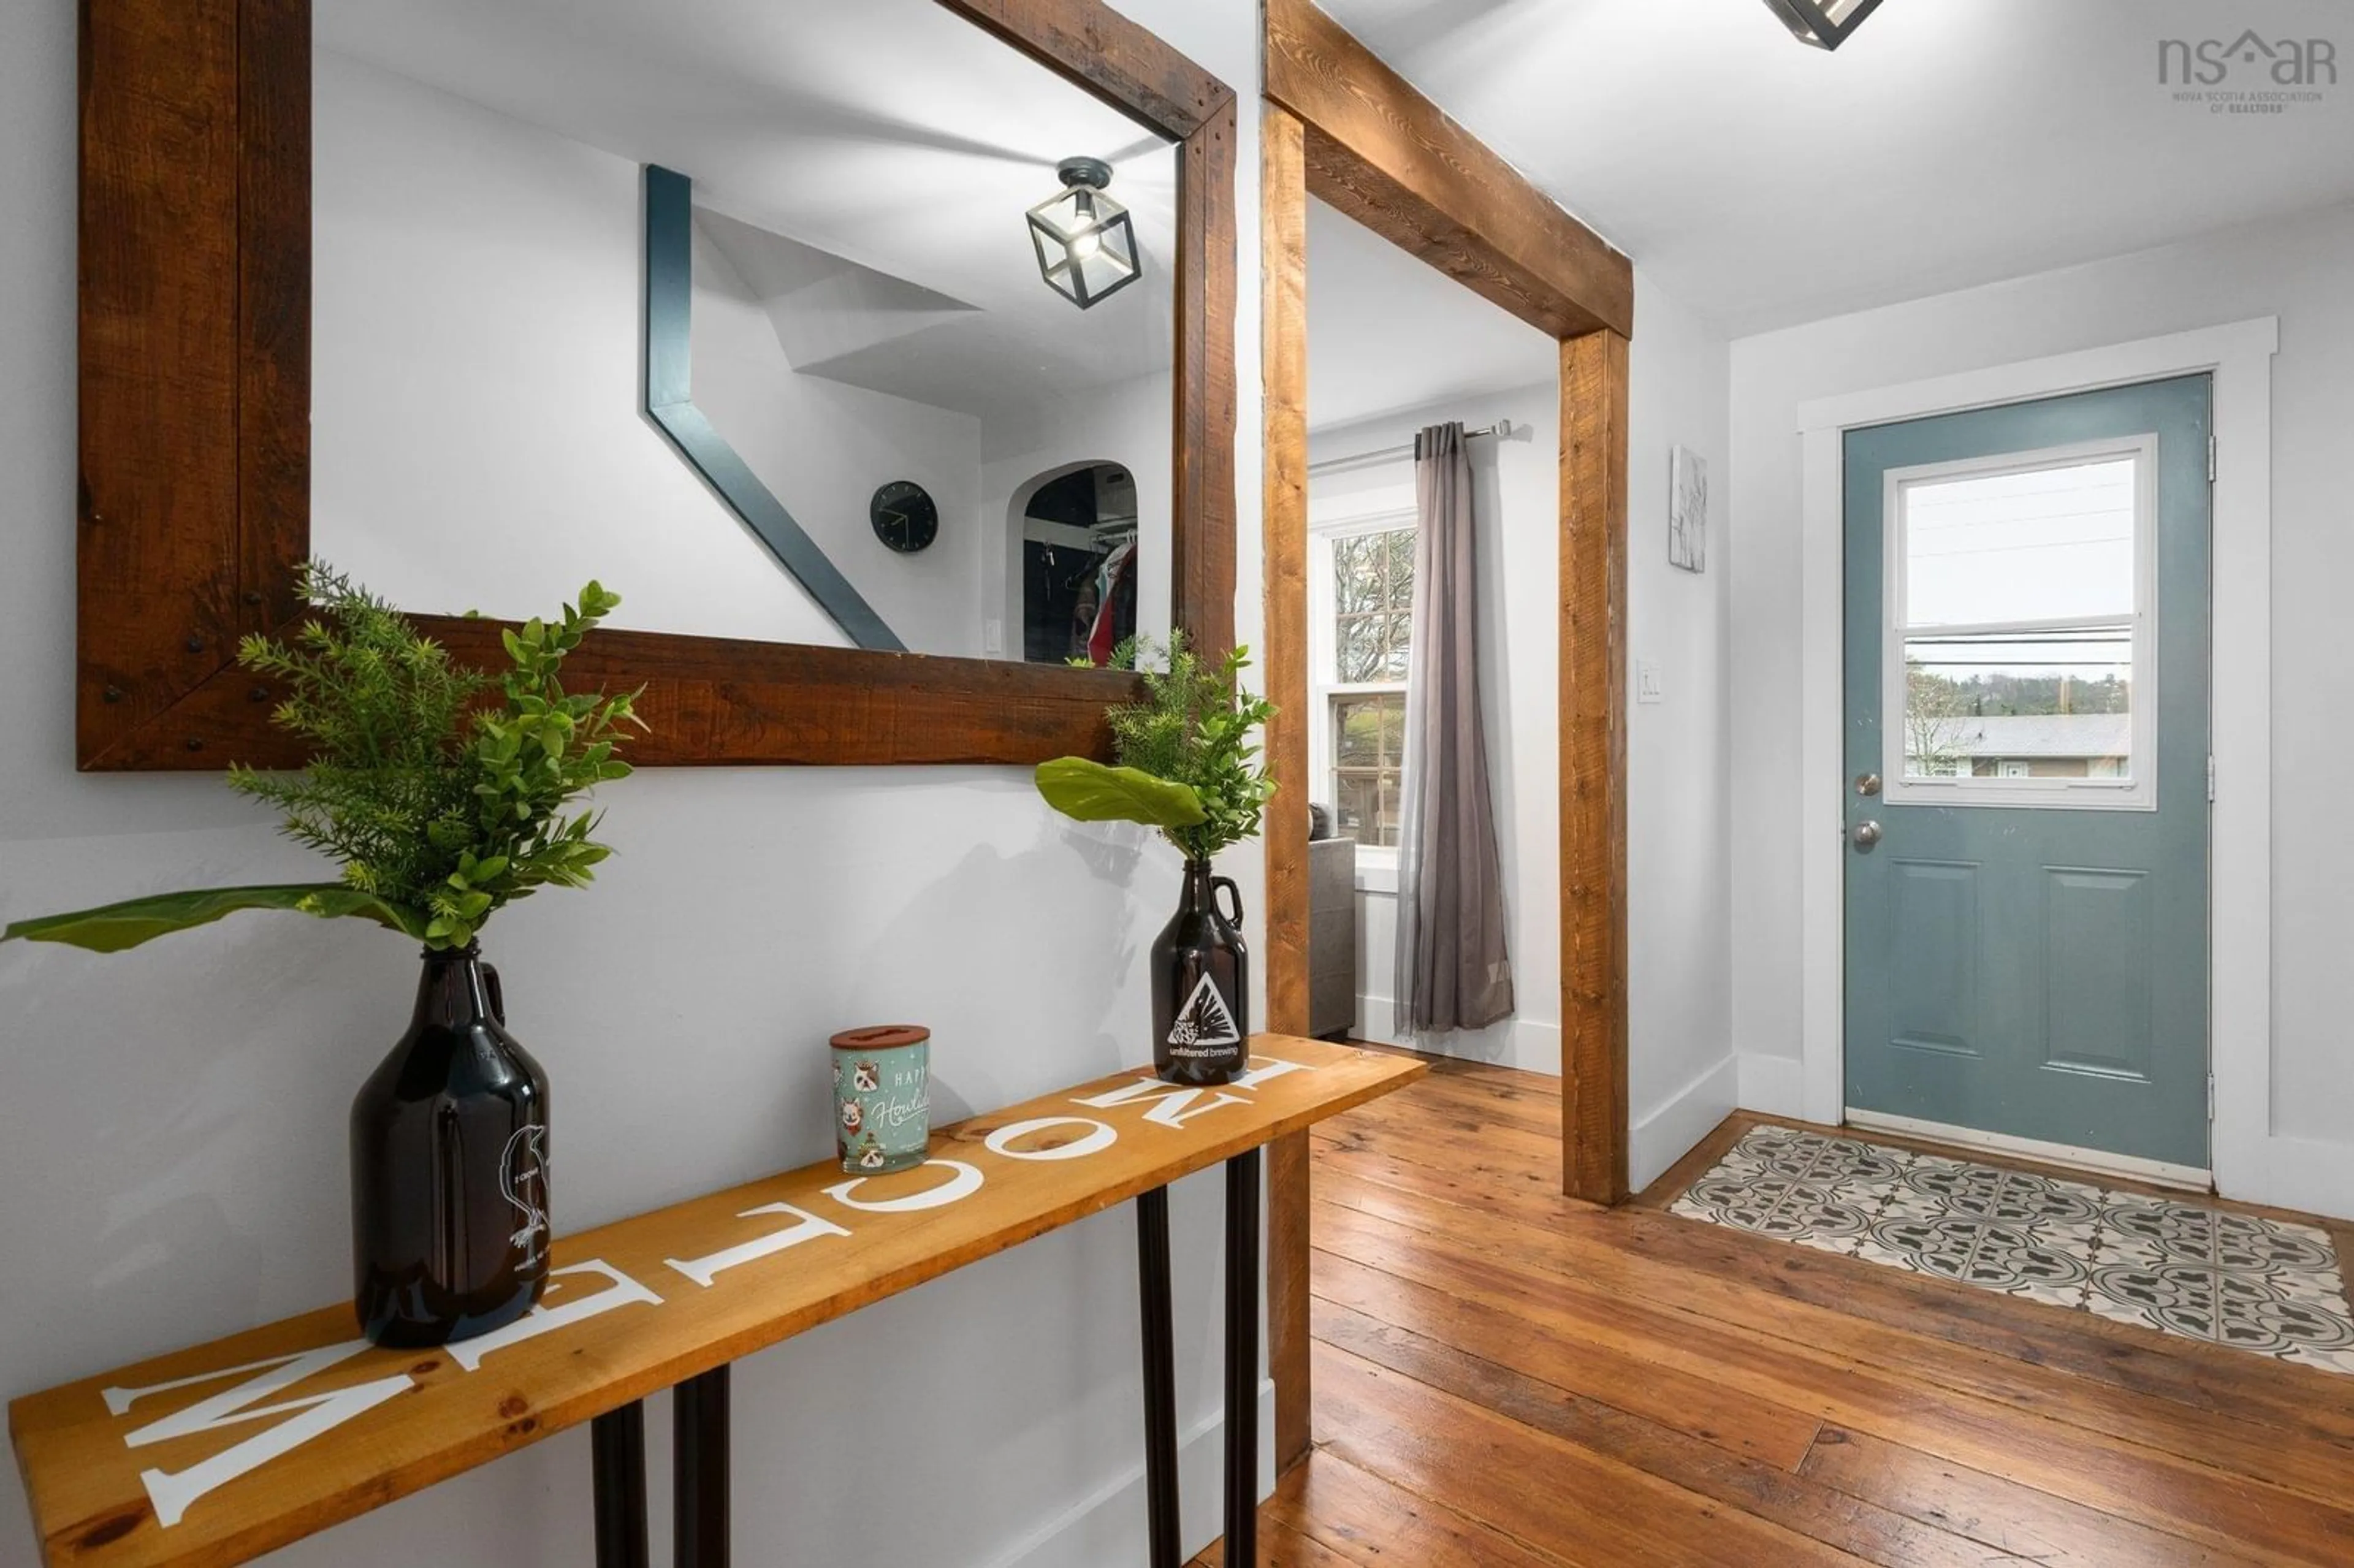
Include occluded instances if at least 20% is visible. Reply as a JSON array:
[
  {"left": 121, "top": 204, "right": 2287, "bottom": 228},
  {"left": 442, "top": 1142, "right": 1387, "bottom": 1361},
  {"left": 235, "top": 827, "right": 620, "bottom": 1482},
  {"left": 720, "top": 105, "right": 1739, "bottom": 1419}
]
[
  {"left": 1851, "top": 820, "right": 1883, "bottom": 851},
  {"left": 1855, "top": 772, "right": 1883, "bottom": 797}
]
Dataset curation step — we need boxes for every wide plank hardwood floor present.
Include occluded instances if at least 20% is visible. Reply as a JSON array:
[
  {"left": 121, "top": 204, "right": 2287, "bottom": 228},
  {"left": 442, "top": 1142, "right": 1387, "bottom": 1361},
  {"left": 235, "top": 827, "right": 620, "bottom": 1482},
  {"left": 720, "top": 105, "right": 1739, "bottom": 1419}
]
[{"left": 1190, "top": 1052, "right": 2354, "bottom": 1567}]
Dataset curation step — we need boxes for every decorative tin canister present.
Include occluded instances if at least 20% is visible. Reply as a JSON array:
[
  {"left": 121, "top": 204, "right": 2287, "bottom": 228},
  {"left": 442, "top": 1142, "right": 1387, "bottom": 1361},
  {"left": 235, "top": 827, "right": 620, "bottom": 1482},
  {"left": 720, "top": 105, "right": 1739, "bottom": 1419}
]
[{"left": 830, "top": 1025, "right": 932, "bottom": 1174}]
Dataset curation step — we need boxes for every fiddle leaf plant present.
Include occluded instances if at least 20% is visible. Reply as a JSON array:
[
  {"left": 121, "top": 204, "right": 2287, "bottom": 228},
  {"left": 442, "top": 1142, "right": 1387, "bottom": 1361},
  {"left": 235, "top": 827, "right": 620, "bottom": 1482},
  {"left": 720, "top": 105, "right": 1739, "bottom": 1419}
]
[
  {"left": 1034, "top": 634, "right": 1277, "bottom": 862},
  {"left": 2, "top": 565, "right": 645, "bottom": 954}
]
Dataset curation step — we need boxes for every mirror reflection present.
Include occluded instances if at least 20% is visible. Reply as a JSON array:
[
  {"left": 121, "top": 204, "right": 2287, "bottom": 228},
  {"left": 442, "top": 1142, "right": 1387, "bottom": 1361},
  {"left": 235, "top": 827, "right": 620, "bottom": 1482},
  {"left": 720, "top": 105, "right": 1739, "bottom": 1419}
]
[
  {"left": 311, "top": 0, "right": 1179, "bottom": 664},
  {"left": 1018, "top": 462, "right": 1141, "bottom": 665}
]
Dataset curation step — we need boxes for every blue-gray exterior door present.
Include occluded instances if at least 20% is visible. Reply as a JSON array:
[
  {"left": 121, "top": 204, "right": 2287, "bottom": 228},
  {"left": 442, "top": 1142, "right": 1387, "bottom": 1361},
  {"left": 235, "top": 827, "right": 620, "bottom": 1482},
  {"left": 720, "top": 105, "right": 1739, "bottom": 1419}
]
[{"left": 1842, "top": 376, "right": 2212, "bottom": 1170}]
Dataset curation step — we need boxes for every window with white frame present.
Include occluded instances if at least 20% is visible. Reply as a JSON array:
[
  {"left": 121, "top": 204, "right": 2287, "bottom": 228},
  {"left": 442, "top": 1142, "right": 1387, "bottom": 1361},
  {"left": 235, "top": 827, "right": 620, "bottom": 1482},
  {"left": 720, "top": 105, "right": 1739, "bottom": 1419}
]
[
  {"left": 1308, "top": 505, "right": 1416, "bottom": 850},
  {"left": 1883, "top": 435, "right": 2158, "bottom": 810}
]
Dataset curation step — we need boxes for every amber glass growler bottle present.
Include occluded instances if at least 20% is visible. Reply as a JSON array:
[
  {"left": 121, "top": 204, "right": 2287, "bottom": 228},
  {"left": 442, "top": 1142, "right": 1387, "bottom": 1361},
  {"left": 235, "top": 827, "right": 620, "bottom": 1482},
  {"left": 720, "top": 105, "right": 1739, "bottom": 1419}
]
[
  {"left": 1152, "top": 859, "right": 1250, "bottom": 1085},
  {"left": 350, "top": 945, "right": 550, "bottom": 1347}
]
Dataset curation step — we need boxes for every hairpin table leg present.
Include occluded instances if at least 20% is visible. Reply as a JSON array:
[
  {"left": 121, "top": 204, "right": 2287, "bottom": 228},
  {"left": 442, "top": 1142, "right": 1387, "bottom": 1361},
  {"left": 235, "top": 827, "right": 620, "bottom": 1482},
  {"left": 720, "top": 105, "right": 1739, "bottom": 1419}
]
[
  {"left": 1224, "top": 1148, "right": 1262, "bottom": 1568},
  {"left": 674, "top": 1366, "right": 731, "bottom": 1568},
  {"left": 590, "top": 1401, "right": 649, "bottom": 1568},
  {"left": 1136, "top": 1184, "right": 1181, "bottom": 1568}
]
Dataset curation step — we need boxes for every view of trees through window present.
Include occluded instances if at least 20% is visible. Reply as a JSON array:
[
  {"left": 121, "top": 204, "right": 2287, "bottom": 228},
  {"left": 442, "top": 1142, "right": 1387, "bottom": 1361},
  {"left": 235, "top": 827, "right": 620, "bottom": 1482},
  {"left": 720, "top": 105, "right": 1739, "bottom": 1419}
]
[
  {"left": 1333, "top": 529, "right": 1415, "bottom": 682},
  {"left": 1904, "top": 655, "right": 2129, "bottom": 772},
  {"left": 1330, "top": 527, "right": 1415, "bottom": 845}
]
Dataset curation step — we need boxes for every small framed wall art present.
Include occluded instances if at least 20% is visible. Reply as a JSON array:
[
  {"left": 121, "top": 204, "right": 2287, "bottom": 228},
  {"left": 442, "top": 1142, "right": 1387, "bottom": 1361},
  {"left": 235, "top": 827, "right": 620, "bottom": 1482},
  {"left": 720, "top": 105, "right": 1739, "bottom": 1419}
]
[{"left": 1669, "top": 445, "right": 1708, "bottom": 574}]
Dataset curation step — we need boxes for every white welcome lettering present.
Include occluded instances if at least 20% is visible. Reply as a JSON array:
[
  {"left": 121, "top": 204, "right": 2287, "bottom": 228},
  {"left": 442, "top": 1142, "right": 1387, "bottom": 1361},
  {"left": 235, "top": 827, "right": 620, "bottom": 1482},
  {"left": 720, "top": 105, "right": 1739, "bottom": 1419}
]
[
  {"left": 823, "top": 1160, "right": 985, "bottom": 1214},
  {"left": 983, "top": 1116, "right": 1118, "bottom": 1161},
  {"left": 1231, "top": 1055, "right": 1313, "bottom": 1091},
  {"left": 104, "top": 1341, "right": 414, "bottom": 1528},
  {"left": 665, "top": 1202, "right": 851, "bottom": 1289},
  {"left": 1072, "top": 1076, "right": 1250, "bottom": 1128},
  {"left": 446, "top": 1260, "right": 663, "bottom": 1372}
]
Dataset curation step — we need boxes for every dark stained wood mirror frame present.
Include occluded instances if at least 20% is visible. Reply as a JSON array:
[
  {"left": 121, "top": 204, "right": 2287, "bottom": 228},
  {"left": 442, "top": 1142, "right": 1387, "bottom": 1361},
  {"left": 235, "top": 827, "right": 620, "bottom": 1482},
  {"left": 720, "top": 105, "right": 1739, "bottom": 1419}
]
[{"left": 76, "top": 0, "right": 1236, "bottom": 771}]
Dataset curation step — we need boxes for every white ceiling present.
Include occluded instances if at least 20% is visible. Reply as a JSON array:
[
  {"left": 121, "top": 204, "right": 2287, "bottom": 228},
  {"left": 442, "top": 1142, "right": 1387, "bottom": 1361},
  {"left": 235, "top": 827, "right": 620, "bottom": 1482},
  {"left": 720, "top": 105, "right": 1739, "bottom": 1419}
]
[
  {"left": 316, "top": 0, "right": 1178, "bottom": 416},
  {"left": 1306, "top": 196, "right": 1557, "bottom": 432},
  {"left": 1316, "top": 0, "right": 2354, "bottom": 334}
]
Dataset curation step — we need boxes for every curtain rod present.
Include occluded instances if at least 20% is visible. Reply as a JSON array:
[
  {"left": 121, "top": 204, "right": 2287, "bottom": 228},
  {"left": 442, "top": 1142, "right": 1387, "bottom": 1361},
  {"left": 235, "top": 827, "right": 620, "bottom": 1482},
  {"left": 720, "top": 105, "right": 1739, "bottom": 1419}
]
[{"left": 1307, "top": 419, "right": 1514, "bottom": 476}]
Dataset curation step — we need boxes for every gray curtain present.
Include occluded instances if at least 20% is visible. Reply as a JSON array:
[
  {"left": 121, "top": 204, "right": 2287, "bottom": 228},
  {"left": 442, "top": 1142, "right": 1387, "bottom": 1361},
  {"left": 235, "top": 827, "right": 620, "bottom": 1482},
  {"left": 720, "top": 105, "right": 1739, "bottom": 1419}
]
[{"left": 1395, "top": 422, "right": 1515, "bottom": 1032}]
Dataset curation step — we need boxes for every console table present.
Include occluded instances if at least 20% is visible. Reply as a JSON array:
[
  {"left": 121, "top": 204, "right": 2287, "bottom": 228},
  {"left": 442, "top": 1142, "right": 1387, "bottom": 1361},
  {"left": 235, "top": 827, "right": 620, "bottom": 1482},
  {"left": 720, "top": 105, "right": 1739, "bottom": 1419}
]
[{"left": 10, "top": 1037, "right": 1421, "bottom": 1568}]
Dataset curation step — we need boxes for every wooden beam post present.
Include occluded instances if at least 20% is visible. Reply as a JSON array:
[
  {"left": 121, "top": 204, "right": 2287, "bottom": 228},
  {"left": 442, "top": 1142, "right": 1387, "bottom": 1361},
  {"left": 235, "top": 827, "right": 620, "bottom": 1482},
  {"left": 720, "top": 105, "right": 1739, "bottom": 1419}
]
[
  {"left": 1259, "top": 101, "right": 1316, "bottom": 1478},
  {"left": 1561, "top": 328, "right": 1632, "bottom": 1205},
  {"left": 1257, "top": 0, "right": 1637, "bottom": 1466},
  {"left": 1262, "top": 104, "right": 1311, "bottom": 1049}
]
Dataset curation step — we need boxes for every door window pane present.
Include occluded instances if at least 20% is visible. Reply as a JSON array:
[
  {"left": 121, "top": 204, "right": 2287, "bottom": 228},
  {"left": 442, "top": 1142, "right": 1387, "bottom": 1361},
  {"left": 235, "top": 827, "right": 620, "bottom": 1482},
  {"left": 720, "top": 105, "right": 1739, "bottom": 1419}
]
[
  {"left": 1903, "top": 457, "right": 2135, "bottom": 627},
  {"left": 1886, "top": 436, "right": 2153, "bottom": 808},
  {"left": 1901, "top": 628, "right": 2133, "bottom": 782}
]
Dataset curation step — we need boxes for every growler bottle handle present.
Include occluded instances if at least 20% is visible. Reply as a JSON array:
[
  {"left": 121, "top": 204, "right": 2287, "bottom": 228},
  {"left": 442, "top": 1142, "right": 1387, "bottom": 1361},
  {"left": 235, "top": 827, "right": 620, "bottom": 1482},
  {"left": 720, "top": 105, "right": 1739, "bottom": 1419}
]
[
  {"left": 481, "top": 961, "right": 507, "bottom": 1026},
  {"left": 1211, "top": 875, "right": 1245, "bottom": 927}
]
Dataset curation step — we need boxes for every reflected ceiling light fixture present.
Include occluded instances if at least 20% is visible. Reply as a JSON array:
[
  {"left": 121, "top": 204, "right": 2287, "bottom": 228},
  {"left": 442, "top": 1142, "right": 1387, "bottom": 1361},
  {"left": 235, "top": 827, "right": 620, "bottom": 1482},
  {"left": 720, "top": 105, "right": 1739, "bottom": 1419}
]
[
  {"left": 1760, "top": 0, "right": 1885, "bottom": 50},
  {"left": 1028, "top": 156, "right": 1140, "bottom": 310}
]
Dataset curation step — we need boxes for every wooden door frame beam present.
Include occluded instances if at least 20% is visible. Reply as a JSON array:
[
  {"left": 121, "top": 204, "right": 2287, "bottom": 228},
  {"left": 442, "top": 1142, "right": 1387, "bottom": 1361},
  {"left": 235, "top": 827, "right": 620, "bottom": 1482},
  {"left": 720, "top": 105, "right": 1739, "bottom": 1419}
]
[
  {"left": 1259, "top": 0, "right": 1634, "bottom": 1475},
  {"left": 1263, "top": 0, "right": 1632, "bottom": 341}
]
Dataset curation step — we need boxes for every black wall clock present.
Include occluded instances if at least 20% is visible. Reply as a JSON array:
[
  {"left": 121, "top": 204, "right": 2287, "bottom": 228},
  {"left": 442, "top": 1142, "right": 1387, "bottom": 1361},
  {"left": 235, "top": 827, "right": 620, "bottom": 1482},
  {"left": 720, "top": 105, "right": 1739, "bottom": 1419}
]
[{"left": 870, "top": 481, "right": 939, "bottom": 554}]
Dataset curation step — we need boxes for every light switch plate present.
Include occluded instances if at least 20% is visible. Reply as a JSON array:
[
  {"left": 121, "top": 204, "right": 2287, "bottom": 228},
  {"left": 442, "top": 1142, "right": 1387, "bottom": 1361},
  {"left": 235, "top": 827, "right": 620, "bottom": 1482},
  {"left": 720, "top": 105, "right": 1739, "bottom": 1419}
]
[
  {"left": 983, "top": 618, "right": 1005, "bottom": 657},
  {"left": 1636, "top": 658, "right": 1664, "bottom": 704}
]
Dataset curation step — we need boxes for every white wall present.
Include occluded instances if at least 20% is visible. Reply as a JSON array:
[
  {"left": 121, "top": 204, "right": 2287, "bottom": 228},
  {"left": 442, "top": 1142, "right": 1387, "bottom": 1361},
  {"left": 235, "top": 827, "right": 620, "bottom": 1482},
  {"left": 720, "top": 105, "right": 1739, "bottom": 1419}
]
[
  {"left": 1727, "top": 202, "right": 2354, "bottom": 1207},
  {"left": 1302, "top": 273, "right": 1735, "bottom": 1192},
  {"left": 1625, "top": 273, "right": 1737, "bottom": 1192},
  {"left": 0, "top": 4, "right": 1264, "bottom": 1568}
]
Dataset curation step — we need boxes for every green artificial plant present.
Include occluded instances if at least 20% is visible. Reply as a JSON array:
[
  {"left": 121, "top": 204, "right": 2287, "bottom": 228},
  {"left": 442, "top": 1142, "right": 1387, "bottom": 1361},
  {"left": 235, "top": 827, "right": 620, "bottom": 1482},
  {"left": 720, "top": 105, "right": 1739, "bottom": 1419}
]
[
  {"left": 1034, "top": 634, "right": 1278, "bottom": 863},
  {"left": 4, "top": 566, "right": 644, "bottom": 954}
]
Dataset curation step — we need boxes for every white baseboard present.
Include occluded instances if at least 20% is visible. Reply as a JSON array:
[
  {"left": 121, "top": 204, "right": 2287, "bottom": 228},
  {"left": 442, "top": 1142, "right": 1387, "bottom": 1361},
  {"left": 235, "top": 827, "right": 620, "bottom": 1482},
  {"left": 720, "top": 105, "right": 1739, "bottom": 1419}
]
[
  {"left": 1630, "top": 1055, "right": 1739, "bottom": 1192},
  {"left": 2223, "top": 1132, "right": 2354, "bottom": 1221},
  {"left": 1352, "top": 993, "right": 1407, "bottom": 1049},
  {"left": 1354, "top": 993, "right": 1563, "bottom": 1076},
  {"left": 986, "top": 1381, "right": 1274, "bottom": 1568},
  {"left": 1735, "top": 1052, "right": 1807, "bottom": 1119}
]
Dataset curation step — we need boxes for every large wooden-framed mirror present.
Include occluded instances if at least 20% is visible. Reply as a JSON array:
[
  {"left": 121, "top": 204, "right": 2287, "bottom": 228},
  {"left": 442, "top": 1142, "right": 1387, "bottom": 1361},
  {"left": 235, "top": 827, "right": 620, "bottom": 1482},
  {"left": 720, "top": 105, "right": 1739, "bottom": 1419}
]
[{"left": 76, "top": 0, "right": 1235, "bottom": 771}]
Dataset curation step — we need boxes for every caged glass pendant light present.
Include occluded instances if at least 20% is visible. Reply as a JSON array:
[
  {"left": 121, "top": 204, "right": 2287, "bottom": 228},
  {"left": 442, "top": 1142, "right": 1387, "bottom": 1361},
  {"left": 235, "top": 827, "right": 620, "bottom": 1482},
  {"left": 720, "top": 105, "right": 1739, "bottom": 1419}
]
[
  {"left": 1027, "top": 156, "right": 1141, "bottom": 310},
  {"left": 1759, "top": 0, "right": 1886, "bottom": 50}
]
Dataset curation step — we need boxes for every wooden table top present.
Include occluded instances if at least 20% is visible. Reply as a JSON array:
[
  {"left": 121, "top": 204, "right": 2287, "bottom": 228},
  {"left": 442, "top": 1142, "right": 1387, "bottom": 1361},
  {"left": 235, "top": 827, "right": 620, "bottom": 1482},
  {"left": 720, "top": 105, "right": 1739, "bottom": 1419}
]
[{"left": 10, "top": 1037, "right": 1422, "bottom": 1568}]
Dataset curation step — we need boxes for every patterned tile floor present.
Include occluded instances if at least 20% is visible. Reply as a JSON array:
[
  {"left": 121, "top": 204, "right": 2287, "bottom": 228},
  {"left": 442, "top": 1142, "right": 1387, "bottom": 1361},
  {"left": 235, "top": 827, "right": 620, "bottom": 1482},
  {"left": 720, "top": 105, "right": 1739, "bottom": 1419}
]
[{"left": 1670, "top": 1124, "right": 2354, "bottom": 1376}]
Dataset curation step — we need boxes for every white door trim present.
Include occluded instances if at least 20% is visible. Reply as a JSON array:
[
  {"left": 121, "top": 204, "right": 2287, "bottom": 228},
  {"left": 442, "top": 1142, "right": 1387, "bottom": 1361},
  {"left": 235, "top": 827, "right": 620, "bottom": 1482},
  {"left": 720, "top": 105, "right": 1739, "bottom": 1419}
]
[{"left": 1794, "top": 318, "right": 2293, "bottom": 1207}]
